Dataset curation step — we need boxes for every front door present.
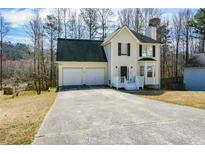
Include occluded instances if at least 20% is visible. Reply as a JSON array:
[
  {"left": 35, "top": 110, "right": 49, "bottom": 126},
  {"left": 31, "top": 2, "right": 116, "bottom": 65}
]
[{"left": 120, "top": 66, "right": 128, "bottom": 79}]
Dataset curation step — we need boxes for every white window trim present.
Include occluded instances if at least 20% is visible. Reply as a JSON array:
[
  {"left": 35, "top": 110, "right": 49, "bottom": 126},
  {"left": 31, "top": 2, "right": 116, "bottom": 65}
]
[
  {"left": 142, "top": 46, "right": 153, "bottom": 58},
  {"left": 121, "top": 43, "right": 128, "bottom": 55}
]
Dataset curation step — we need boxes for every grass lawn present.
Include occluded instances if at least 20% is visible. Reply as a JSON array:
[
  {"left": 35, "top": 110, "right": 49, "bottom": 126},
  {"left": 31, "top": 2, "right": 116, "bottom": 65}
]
[
  {"left": 135, "top": 90, "right": 205, "bottom": 110},
  {"left": 0, "top": 89, "right": 57, "bottom": 145}
]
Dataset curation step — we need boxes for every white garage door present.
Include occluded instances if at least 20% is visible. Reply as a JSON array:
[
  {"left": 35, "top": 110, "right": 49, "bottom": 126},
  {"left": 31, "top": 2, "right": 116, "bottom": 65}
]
[
  {"left": 85, "top": 68, "right": 105, "bottom": 85},
  {"left": 62, "top": 68, "right": 82, "bottom": 86}
]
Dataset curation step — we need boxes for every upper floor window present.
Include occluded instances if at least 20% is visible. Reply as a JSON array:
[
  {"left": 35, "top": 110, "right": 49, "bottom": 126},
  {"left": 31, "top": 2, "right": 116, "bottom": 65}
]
[
  {"left": 118, "top": 43, "right": 130, "bottom": 56},
  {"left": 139, "top": 45, "right": 156, "bottom": 58},
  {"left": 142, "top": 46, "right": 152, "bottom": 57},
  {"left": 121, "top": 43, "right": 128, "bottom": 55}
]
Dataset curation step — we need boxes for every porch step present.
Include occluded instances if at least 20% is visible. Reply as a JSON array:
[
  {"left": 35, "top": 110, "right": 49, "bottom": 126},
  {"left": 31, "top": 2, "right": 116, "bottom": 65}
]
[{"left": 125, "top": 83, "right": 139, "bottom": 91}]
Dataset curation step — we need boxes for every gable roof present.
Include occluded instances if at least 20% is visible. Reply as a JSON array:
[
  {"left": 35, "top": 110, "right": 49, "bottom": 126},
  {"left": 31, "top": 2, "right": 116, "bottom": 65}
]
[
  {"left": 129, "top": 29, "right": 160, "bottom": 44},
  {"left": 186, "top": 53, "right": 205, "bottom": 67},
  {"left": 102, "top": 26, "right": 161, "bottom": 45},
  {"left": 56, "top": 38, "right": 107, "bottom": 62},
  {"left": 102, "top": 28, "right": 121, "bottom": 45}
]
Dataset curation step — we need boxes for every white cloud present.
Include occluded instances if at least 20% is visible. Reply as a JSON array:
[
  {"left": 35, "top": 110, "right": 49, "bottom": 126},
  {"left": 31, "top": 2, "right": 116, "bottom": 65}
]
[
  {"left": 1, "top": 9, "right": 33, "bottom": 28},
  {"left": 1, "top": 8, "right": 51, "bottom": 28},
  {"left": 0, "top": 8, "right": 54, "bottom": 44}
]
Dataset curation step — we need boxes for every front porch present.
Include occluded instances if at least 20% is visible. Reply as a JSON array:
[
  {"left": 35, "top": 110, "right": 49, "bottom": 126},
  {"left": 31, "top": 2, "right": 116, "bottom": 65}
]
[
  {"left": 112, "top": 76, "right": 144, "bottom": 90},
  {"left": 111, "top": 59, "right": 159, "bottom": 91}
]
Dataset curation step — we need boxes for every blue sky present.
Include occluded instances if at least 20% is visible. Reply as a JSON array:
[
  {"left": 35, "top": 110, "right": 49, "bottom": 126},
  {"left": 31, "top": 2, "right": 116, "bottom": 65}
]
[
  {"left": 0, "top": 8, "right": 198, "bottom": 44},
  {"left": 0, "top": 8, "right": 50, "bottom": 44}
]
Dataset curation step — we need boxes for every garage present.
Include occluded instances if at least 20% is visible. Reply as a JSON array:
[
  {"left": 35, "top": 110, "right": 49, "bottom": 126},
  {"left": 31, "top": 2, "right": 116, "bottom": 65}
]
[
  {"left": 56, "top": 39, "right": 108, "bottom": 87},
  {"left": 62, "top": 68, "right": 82, "bottom": 86},
  {"left": 61, "top": 66, "right": 106, "bottom": 86},
  {"left": 85, "top": 68, "right": 105, "bottom": 85}
]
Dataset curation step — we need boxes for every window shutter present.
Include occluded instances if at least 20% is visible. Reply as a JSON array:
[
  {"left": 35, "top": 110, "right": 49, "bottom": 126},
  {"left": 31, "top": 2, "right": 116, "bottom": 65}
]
[
  {"left": 127, "top": 43, "right": 130, "bottom": 56},
  {"left": 139, "top": 45, "right": 142, "bottom": 57},
  {"left": 153, "top": 45, "right": 156, "bottom": 57},
  {"left": 118, "top": 43, "right": 121, "bottom": 56}
]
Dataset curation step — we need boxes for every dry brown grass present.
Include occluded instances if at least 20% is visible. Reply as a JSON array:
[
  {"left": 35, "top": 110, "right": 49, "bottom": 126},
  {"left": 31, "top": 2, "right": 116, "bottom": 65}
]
[
  {"left": 0, "top": 89, "right": 57, "bottom": 145},
  {"left": 136, "top": 90, "right": 205, "bottom": 109}
]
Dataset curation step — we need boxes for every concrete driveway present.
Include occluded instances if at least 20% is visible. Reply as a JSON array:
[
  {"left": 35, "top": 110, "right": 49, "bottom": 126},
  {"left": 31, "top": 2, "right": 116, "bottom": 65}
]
[{"left": 33, "top": 88, "right": 205, "bottom": 144}]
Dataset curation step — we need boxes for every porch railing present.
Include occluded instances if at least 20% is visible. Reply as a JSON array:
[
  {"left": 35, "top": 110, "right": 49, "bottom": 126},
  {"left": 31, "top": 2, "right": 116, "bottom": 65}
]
[
  {"left": 113, "top": 76, "right": 126, "bottom": 89},
  {"left": 112, "top": 76, "right": 144, "bottom": 90},
  {"left": 135, "top": 76, "right": 144, "bottom": 89}
]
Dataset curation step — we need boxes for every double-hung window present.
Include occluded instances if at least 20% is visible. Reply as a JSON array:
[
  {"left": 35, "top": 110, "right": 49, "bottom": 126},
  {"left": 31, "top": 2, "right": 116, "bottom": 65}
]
[
  {"left": 118, "top": 43, "right": 130, "bottom": 56},
  {"left": 142, "top": 46, "right": 152, "bottom": 57},
  {"left": 121, "top": 43, "right": 127, "bottom": 55},
  {"left": 140, "top": 66, "right": 144, "bottom": 76},
  {"left": 139, "top": 45, "right": 156, "bottom": 58},
  {"left": 147, "top": 66, "right": 153, "bottom": 77}
]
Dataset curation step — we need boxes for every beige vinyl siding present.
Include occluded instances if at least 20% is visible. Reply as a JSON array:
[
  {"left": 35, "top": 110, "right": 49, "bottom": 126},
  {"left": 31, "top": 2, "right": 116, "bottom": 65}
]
[
  {"left": 103, "top": 43, "right": 112, "bottom": 85},
  {"left": 108, "top": 27, "right": 161, "bottom": 86}
]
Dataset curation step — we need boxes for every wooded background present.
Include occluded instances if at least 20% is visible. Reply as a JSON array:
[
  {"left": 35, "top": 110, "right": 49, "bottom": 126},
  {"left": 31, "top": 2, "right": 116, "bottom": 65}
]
[{"left": 0, "top": 8, "right": 205, "bottom": 94}]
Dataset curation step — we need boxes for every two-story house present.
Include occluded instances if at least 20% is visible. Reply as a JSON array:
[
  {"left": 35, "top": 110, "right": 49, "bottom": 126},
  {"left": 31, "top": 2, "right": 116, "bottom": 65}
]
[{"left": 56, "top": 26, "right": 162, "bottom": 90}]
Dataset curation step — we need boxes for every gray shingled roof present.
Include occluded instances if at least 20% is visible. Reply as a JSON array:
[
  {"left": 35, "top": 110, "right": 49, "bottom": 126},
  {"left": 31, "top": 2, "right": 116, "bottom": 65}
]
[
  {"left": 186, "top": 53, "right": 205, "bottom": 67},
  {"left": 56, "top": 39, "right": 107, "bottom": 62},
  {"left": 129, "top": 29, "right": 161, "bottom": 44}
]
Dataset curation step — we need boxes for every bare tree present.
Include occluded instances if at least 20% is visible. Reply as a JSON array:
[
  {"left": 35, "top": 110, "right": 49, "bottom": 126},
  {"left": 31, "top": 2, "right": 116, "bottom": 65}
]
[
  {"left": 44, "top": 14, "right": 58, "bottom": 87},
  {"left": 66, "top": 9, "right": 85, "bottom": 39},
  {"left": 118, "top": 8, "right": 161, "bottom": 33},
  {"left": 68, "top": 10, "right": 78, "bottom": 39},
  {"left": 172, "top": 11, "right": 183, "bottom": 79},
  {"left": 52, "top": 8, "right": 63, "bottom": 38},
  {"left": 97, "top": 8, "right": 113, "bottom": 40},
  {"left": 76, "top": 14, "right": 85, "bottom": 39},
  {"left": 0, "top": 13, "right": 9, "bottom": 90},
  {"left": 181, "top": 9, "right": 193, "bottom": 64},
  {"left": 118, "top": 9, "right": 133, "bottom": 28},
  {"left": 40, "top": 32, "right": 49, "bottom": 90},
  {"left": 131, "top": 8, "right": 143, "bottom": 32},
  {"left": 61, "top": 8, "right": 71, "bottom": 38},
  {"left": 80, "top": 8, "right": 99, "bottom": 40},
  {"left": 26, "top": 9, "right": 44, "bottom": 94}
]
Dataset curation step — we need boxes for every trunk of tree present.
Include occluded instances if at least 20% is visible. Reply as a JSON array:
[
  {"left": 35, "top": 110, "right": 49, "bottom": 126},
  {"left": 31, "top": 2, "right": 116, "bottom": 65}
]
[
  {"left": 102, "top": 21, "right": 105, "bottom": 40},
  {"left": 185, "top": 28, "right": 189, "bottom": 64},
  {"left": 175, "top": 40, "right": 179, "bottom": 80},
  {"left": 163, "top": 47, "right": 166, "bottom": 78},
  {"left": 89, "top": 23, "right": 92, "bottom": 40},
  {"left": 57, "top": 9, "right": 61, "bottom": 38},
  {"left": 0, "top": 17, "right": 3, "bottom": 90},
  {"left": 64, "top": 23, "right": 67, "bottom": 38},
  {"left": 203, "top": 30, "right": 205, "bottom": 53},
  {"left": 41, "top": 35, "right": 49, "bottom": 90},
  {"left": 50, "top": 28, "right": 54, "bottom": 87},
  {"left": 37, "top": 42, "right": 41, "bottom": 95},
  {"left": 63, "top": 9, "right": 67, "bottom": 38},
  {"left": 33, "top": 37, "right": 38, "bottom": 94},
  {"left": 135, "top": 9, "right": 140, "bottom": 32}
]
